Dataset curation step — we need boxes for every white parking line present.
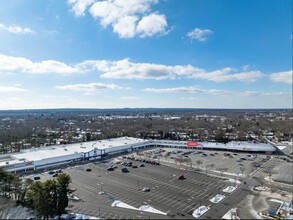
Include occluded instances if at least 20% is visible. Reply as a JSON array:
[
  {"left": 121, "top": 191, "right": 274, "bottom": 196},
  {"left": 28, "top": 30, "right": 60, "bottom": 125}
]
[{"left": 100, "top": 212, "right": 107, "bottom": 218}]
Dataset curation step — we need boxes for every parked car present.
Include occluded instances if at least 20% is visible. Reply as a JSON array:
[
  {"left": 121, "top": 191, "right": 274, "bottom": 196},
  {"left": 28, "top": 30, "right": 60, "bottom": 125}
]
[
  {"left": 86, "top": 168, "right": 92, "bottom": 172},
  {"left": 139, "top": 164, "right": 145, "bottom": 167},
  {"left": 107, "top": 167, "right": 114, "bottom": 171},
  {"left": 122, "top": 168, "right": 129, "bottom": 173},
  {"left": 132, "top": 165, "right": 138, "bottom": 168},
  {"left": 177, "top": 174, "right": 185, "bottom": 180},
  {"left": 48, "top": 171, "right": 55, "bottom": 175},
  {"left": 142, "top": 187, "right": 150, "bottom": 192},
  {"left": 52, "top": 173, "right": 58, "bottom": 177},
  {"left": 34, "top": 176, "right": 41, "bottom": 180}
]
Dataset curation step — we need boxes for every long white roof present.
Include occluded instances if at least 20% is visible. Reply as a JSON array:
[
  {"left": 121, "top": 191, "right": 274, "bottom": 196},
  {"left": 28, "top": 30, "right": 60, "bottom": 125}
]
[
  {"left": 12, "top": 137, "right": 146, "bottom": 162},
  {"left": 1, "top": 137, "right": 275, "bottom": 169}
]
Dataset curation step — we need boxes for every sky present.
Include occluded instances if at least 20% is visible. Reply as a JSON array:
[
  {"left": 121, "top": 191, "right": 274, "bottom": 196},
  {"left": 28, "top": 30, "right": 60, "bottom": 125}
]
[{"left": 0, "top": 0, "right": 292, "bottom": 110}]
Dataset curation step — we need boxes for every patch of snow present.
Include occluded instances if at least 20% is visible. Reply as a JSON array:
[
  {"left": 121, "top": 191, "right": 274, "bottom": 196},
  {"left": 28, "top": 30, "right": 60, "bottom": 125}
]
[
  {"left": 210, "top": 194, "right": 225, "bottom": 203},
  {"left": 223, "top": 186, "right": 236, "bottom": 193},
  {"left": 254, "top": 186, "right": 268, "bottom": 191},
  {"left": 111, "top": 200, "right": 138, "bottom": 210},
  {"left": 228, "top": 178, "right": 241, "bottom": 184},
  {"left": 192, "top": 205, "right": 210, "bottom": 218},
  {"left": 222, "top": 208, "right": 240, "bottom": 219},
  {"left": 269, "top": 199, "right": 284, "bottom": 204},
  {"left": 213, "top": 170, "right": 241, "bottom": 177},
  {"left": 74, "top": 213, "right": 98, "bottom": 219},
  {"left": 275, "top": 145, "right": 287, "bottom": 150},
  {"left": 138, "top": 205, "right": 167, "bottom": 215}
]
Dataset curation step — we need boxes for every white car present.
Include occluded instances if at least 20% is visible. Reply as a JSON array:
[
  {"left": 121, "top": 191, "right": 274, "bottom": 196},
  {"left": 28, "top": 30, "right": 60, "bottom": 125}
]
[{"left": 142, "top": 187, "right": 150, "bottom": 192}]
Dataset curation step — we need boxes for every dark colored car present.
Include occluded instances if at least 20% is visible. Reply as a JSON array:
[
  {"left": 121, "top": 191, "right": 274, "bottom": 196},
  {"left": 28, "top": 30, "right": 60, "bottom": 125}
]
[
  {"left": 177, "top": 174, "right": 185, "bottom": 180},
  {"left": 139, "top": 164, "right": 145, "bottom": 167},
  {"left": 52, "top": 173, "right": 58, "bottom": 177},
  {"left": 107, "top": 167, "right": 114, "bottom": 171},
  {"left": 132, "top": 165, "right": 138, "bottom": 168},
  {"left": 48, "top": 171, "right": 55, "bottom": 175},
  {"left": 86, "top": 168, "right": 92, "bottom": 172},
  {"left": 34, "top": 176, "right": 41, "bottom": 180},
  {"left": 122, "top": 168, "right": 129, "bottom": 173}
]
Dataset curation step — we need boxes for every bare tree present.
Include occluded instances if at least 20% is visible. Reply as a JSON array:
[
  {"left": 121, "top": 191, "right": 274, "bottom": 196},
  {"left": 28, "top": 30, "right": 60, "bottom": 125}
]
[
  {"left": 196, "top": 160, "right": 203, "bottom": 169},
  {"left": 239, "top": 166, "right": 246, "bottom": 176},
  {"left": 206, "top": 164, "right": 215, "bottom": 174}
]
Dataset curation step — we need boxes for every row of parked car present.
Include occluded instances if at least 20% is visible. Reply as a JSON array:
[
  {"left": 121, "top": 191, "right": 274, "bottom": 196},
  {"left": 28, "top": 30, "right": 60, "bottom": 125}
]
[
  {"left": 33, "top": 169, "right": 63, "bottom": 180},
  {"left": 122, "top": 156, "right": 160, "bottom": 165}
]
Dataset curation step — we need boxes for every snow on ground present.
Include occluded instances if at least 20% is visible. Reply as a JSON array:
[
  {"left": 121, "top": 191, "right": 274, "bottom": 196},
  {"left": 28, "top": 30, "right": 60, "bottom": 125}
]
[
  {"left": 210, "top": 194, "right": 225, "bottom": 203},
  {"left": 254, "top": 186, "right": 268, "bottom": 191},
  {"left": 111, "top": 200, "right": 138, "bottom": 210},
  {"left": 221, "top": 208, "right": 240, "bottom": 219},
  {"left": 111, "top": 200, "right": 167, "bottom": 215},
  {"left": 228, "top": 178, "right": 241, "bottom": 184},
  {"left": 192, "top": 206, "right": 210, "bottom": 218},
  {"left": 138, "top": 205, "right": 167, "bottom": 215},
  {"left": 269, "top": 199, "right": 283, "bottom": 204},
  {"left": 223, "top": 186, "right": 236, "bottom": 193},
  {"left": 74, "top": 213, "right": 99, "bottom": 219},
  {"left": 213, "top": 170, "right": 243, "bottom": 177},
  {"left": 275, "top": 145, "right": 287, "bottom": 150}
]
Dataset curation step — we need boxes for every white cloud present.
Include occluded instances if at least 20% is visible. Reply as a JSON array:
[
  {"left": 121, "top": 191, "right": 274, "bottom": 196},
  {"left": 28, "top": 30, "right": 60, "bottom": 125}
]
[
  {"left": 56, "top": 83, "right": 123, "bottom": 92},
  {"left": 136, "top": 13, "right": 168, "bottom": 37},
  {"left": 68, "top": 0, "right": 168, "bottom": 38},
  {"left": 145, "top": 86, "right": 203, "bottom": 93},
  {"left": 269, "top": 70, "right": 292, "bottom": 84},
  {"left": 0, "top": 23, "right": 35, "bottom": 34},
  {"left": 96, "top": 58, "right": 263, "bottom": 82},
  {"left": 181, "top": 97, "right": 198, "bottom": 100},
  {"left": 120, "top": 96, "right": 139, "bottom": 99},
  {"left": 0, "top": 54, "right": 79, "bottom": 75},
  {"left": 68, "top": 0, "right": 95, "bottom": 16},
  {"left": 187, "top": 28, "right": 213, "bottom": 41},
  {"left": 145, "top": 86, "right": 291, "bottom": 98},
  {"left": 188, "top": 68, "right": 264, "bottom": 82},
  {"left": 0, "top": 86, "right": 27, "bottom": 93},
  {"left": 113, "top": 15, "right": 138, "bottom": 38},
  {"left": 0, "top": 54, "right": 264, "bottom": 82}
]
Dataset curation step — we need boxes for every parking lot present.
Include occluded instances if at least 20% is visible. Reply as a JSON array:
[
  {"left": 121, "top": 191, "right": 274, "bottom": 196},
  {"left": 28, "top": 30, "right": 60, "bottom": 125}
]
[
  {"left": 142, "top": 148, "right": 271, "bottom": 177},
  {"left": 58, "top": 157, "right": 241, "bottom": 219},
  {"left": 20, "top": 146, "right": 292, "bottom": 219}
]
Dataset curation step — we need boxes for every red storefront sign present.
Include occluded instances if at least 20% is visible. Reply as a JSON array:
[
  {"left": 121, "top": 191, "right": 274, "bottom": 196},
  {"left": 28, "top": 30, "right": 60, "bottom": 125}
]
[{"left": 187, "top": 142, "right": 199, "bottom": 147}]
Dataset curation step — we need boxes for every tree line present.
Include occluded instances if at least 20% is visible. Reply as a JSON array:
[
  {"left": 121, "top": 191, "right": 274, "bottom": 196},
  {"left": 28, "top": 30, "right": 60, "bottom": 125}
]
[{"left": 0, "top": 168, "right": 73, "bottom": 219}]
